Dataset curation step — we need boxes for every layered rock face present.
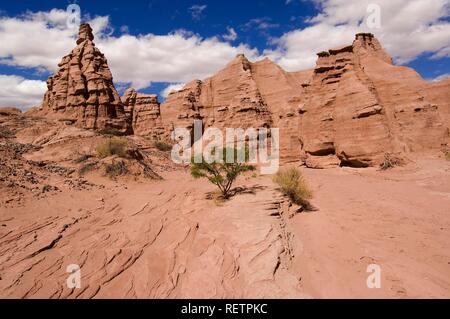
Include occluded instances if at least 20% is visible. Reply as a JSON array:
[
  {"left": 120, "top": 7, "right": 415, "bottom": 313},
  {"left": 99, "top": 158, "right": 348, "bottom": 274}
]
[
  {"left": 41, "top": 24, "right": 130, "bottom": 133},
  {"left": 161, "top": 33, "right": 448, "bottom": 167},
  {"left": 162, "top": 54, "right": 273, "bottom": 140},
  {"left": 38, "top": 27, "right": 448, "bottom": 167},
  {"left": 122, "top": 88, "right": 165, "bottom": 138},
  {"left": 299, "top": 33, "right": 448, "bottom": 167}
]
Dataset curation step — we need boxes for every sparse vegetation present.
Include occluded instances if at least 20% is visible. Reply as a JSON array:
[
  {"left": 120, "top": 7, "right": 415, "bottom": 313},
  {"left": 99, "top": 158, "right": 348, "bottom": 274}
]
[
  {"left": 191, "top": 147, "right": 256, "bottom": 199},
  {"left": 73, "top": 154, "right": 92, "bottom": 164},
  {"left": 380, "top": 153, "right": 402, "bottom": 170},
  {"left": 445, "top": 151, "right": 450, "bottom": 161},
  {"left": 79, "top": 162, "right": 97, "bottom": 175},
  {"left": 154, "top": 141, "right": 173, "bottom": 152},
  {"left": 97, "top": 127, "right": 124, "bottom": 136},
  {"left": 0, "top": 126, "right": 15, "bottom": 139},
  {"left": 104, "top": 161, "right": 128, "bottom": 179},
  {"left": 273, "top": 167, "right": 313, "bottom": 209},
  {"left": 96, "top": 138, "right": 127, "bottom": 158}
]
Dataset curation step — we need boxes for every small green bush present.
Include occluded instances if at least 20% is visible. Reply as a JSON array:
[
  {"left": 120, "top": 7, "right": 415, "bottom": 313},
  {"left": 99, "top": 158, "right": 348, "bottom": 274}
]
[
  {"left": 446, "top": 151, "right": 450, "bottom": 161},
  {"left": 96, "top": 138, "right": 127, "bottom": 158},
  {"left": 273, "top": 167, "right": 313, "bottom": 208},
  {"left": 191, "top": 147, "right": 255, "bottom": 199},
  {"left": 154, "top": 141, "right": 173, "bottom": 152}
]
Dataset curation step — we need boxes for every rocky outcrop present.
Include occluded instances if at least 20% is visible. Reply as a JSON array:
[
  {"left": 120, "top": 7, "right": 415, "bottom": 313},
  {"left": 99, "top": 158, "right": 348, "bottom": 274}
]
[
  {"left": 162, "top": 54, "right": 273, "bottom": 141},
  {"left": 160, "top": 33, "right": 449, "bottom": 167},
  {"left": 37, "top": 27, "right": 449, "bottom": 167},
  {"left": 161, "top": 35, "right": 449, "bottom": 167},
  {"left": 122, "top": 88, "right": 165, "bottom": 138},
  {"left": 298, "top": 33, "right": 447, "bottom": 167},
  {"left": 40, "top": 24, "right": 130, "bottom": 133}
]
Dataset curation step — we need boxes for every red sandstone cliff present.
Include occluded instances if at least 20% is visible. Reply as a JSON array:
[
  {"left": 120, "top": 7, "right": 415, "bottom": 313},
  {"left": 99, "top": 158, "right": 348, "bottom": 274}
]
[
  {"left": 39, "top": 24, "right": 130, "bottom": 133},
  {"left": 160, "top": 33, "right": 449, "bottom": 167}
]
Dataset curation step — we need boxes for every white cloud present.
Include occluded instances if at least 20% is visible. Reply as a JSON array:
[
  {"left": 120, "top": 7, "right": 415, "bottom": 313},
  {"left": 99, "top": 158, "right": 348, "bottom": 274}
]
[
  {"left": 268, "top": 0, "right": 450, "bottom": 71},
  {"left": 0, "top": 75, "right": 47, "bottom": 110},
  {"left": 430, "top": 73, "right": 450, "bottom": 82},
  {"left": 1, "top": 3, "right": 449, "bottom": 109},
  {"left": 223, "top": 27, "right": 237, "bottom": 41},
  {"left": 0, "top": 9, "right": 260, "bottom": 92},
  {"left": 98, "top": 31, "right": 260, "bottom": 89},
  {"left": 161, "top": 83, "right": 185, "bottom": 98},
  {"left": 189, "top": 4, "right": 207, "bottom": 20},
  {"left": 242, "top": 17, "right": 279, "bottom": 31}
]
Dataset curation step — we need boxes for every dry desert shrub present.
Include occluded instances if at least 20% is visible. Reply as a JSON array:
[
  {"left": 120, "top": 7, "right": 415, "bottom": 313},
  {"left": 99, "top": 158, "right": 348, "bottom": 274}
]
[
  {"left": 154, "top": 141, "right": 172, "bottom": 152},
  {"left": 445, "top": 151, "right": 450, "bottom": 161},
  {"left": 79, "top": 162, "right": 97, "bottom": 175},
  {"left": 104, "top": 161, "right": 128, "bottom": 178},
  {"left": 97, "top": 127, "right": 124, "bottom": 136},
  {"left": 96, "top": 138, "right": 127, "bottom": 158},
  {"left": 273, "top": 167, "right": 313, "bottom": 209},
  {"left": 0, "top": 126, "right": 15, "bottom": 139},
  {"left": 380, "top": 153, "right": 402, "bottom": 170}
]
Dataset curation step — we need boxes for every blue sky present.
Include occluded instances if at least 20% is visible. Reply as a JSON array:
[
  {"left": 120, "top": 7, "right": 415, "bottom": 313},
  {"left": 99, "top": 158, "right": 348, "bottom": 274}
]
[{"left": 0, "top": 0, "right": 449, "bottom": 109}]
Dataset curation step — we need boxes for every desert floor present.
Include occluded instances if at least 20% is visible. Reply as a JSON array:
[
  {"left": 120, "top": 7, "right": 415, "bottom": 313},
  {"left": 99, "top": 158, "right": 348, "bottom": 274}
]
[{"left": 1, "top": 153, "right": 449, "bottom": 298}]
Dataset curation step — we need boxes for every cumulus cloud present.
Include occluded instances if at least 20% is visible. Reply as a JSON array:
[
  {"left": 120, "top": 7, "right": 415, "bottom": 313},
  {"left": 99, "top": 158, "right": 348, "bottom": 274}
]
[
  {"left": 0, "top": 75, "right": 47, "bottom": 110},
  {"left": 223, "top": 27, "right": 237, "bottom": 41},
  {"left": 0, "top": 9, "right": 260, "bottom": 92},
  {"left": 267, "top": 0, "right": 450, "bottom": 71},
  {"left": 1, "top": 2, "right": 449, "bottom": 109},
  {"left": 430, "top": 73, "right": 450, "bottom": 81},
  {"left": 98, "top": 31, "right": 259, "bottom": 89},
  {"left": 0, "top": 10, "right": 111, "bottom": 72},
  {"left": 161, "top": 83, "right": 185, "bottom": 98}
]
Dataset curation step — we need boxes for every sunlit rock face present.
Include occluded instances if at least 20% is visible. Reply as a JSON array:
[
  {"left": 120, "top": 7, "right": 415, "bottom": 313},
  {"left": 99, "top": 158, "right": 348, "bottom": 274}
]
[{"left": 41, "top": 23, "right": 130, "bottom": 133}]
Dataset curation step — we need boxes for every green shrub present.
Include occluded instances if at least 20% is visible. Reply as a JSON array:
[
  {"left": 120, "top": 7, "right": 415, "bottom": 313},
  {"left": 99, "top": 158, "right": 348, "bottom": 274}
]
[
  {"left": 154, "top": 141, "right": 173, "bottom": 152},
  {"left": 273, "top": 167, "right": 313, "bottom": 208},
  {"left": 191, "top": 147, "right": 255, "bottom": 199},
  {"left": 446, "top": 151, "right": 450, "bottom": 161},
  {"left": 96, "top": 138, "right": 127, "bottom": 158}
]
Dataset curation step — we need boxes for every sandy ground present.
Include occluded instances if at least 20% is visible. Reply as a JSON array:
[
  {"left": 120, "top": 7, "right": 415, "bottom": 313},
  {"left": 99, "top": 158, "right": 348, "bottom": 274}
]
[
  {"left": 294, "top": 156, "right": 450, "bottom": 298},
  {"left": 1, "top": 152, "right": 449, "bottom": 298}
]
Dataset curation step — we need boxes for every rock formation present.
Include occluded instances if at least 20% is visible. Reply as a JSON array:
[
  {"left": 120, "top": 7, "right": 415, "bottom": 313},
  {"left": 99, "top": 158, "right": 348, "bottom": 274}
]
[
  {"left": 161, "top": 33, "right": 449, "bottom": 167},
  {"left": 122, "top": 88, "right": 165, "bottom": 138},
  {"left": 40, "top": 24, "right": 130, "bottom": 133},
  {"left": 162, "top": 54, "right": 273, "bottom": 139},
  {"left": 299, "top": 33, "right": 447, "bottom": 167},
  {"left": 38, "top": 27, "right": 449, "bottom": 167}
]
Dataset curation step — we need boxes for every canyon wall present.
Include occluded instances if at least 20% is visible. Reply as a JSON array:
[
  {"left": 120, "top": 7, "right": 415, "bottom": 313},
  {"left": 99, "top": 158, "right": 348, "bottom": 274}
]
[
  {"left": 160, "top": 33, "right": 449, "bottom": 167},
  {"left": 38, "top": 25, "right": 449, "bottom": 167}
]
